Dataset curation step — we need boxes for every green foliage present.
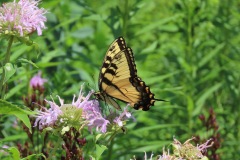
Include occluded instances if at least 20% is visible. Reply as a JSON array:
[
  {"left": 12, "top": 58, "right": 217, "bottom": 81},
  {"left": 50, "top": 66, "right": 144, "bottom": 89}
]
[
  {"left": 2, "top": 63, "right": 16, "bottom": 84},
  {"left": 0, "top": 146, "right": 45, "bottom": 160},
  {"left": 0, "top": 99, "right": 33, "bottom": 132},
  {"left": 1, "top": 0, "right": 240, "bottom": 159},
  {"left": 94, "top": 144, "right": 108, "bottom": 160}
]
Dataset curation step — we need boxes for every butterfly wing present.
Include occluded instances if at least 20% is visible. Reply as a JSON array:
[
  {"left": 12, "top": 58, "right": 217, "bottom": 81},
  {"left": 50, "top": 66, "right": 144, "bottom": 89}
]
[{"left": 96, "top": 37, "right": 163, "bottom": 111}]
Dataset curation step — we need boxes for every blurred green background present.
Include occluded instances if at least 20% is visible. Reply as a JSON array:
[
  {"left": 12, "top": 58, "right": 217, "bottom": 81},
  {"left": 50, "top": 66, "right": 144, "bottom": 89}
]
[{"left": 1, "top": 0, "right": 240, "bottom": 159}]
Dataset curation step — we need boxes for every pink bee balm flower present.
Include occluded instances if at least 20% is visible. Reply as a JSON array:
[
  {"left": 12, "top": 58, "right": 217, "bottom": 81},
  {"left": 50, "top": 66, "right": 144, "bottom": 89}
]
[
  {"left": 72, "top": 89, "right": 110, "bottom": 133},
  {"left": 114, "top": 106, "right": 132, "bottom": 127},
  {"left": 30, "top": 72, "right": 47, "bottom": 88},
  {"left": 34, "top": 96, "right": 62, "bottom": 130},
  {"left": 173, "top": 137, "right": 213, "bottom": 159},
  {"left": 34, "top": 86, "right": 110, "bottom": 133},
  {"left": 0, "top": 0, "right": 47, "bottom": 36}
]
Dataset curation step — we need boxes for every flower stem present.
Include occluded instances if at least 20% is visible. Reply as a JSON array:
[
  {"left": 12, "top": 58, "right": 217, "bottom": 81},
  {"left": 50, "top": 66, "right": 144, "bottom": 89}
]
[
  {"left": 122, "top": 0, "right": 129, "bottom": 38},
  {"left": 0, "top": 36, "right": 14, "bottom": 99}
]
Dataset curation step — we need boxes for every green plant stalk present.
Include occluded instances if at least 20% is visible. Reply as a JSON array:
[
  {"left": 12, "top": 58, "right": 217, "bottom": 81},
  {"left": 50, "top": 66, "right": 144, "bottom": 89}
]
[
  {"left": 122, "top": 0, "right": 129, "bottom": 38},
  {"left": 0, "top": 36, "right": 14, "bottom": 99},
  {"left": 106, "top": 136, "right": 114, "bottom": 159},
  {"left": 106, "top": 130, "right": 118, "bottom": 159},
  {"left": 183, "top": 1, "right": 193, "bottom": 133},
  {"left": 26, "top": 45, "right": 31, "bottom": 96}
]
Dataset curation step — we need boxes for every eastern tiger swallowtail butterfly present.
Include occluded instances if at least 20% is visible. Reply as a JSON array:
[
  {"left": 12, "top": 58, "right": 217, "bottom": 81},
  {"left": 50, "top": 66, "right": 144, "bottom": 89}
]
[{"left": 94, "top": 37, "right": 164, "bottom": 111}]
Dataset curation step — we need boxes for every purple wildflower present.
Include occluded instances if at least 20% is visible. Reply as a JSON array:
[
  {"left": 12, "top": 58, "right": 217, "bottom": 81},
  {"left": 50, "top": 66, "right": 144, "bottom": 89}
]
[
  {"left": 131, "top": 138, "right": 212, "bottom": 160},
  {"left": 34, "top": 86, "right": 110, "bottom": 133},
  {"left": 197, "top": 138, "right": 213, "bottom": 154},
  {"left": 157, "top": 149, "right": 172, "bottom": 160},
  {"left": 173, "top": 137, "right": 212, "bottom": 159},
  {"left": 30, "top": 71, "right": 47, "bottom": 88},
  {"left": 34, "top": 96, "right": 62, "bottom": 130},
  {"left": 132, "top": 151, "right": 172, "bottom": 160},
  {"left": 0, "top": 0, "right": 47, "bottom": 36},
  {"left": 72, "top": 88, "right": 110, "bottom": 133},
  {"left": 114, "top": 106, "right": 132, "bottom": 127},
  {"left": 144, "top": 152, "right": 154, "bottom": 160}
]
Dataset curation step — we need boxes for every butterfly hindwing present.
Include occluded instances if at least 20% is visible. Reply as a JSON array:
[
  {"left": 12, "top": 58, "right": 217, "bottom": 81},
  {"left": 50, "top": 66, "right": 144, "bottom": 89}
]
[{"left": 95, "top": 37, "right": 163, "bottom": 111}]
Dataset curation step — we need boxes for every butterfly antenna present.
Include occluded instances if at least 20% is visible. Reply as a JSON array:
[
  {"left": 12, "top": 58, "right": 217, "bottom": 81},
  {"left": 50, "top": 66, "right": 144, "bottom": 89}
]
[{"left": 155, "top": 98, "right": 168, "bottom": 102}]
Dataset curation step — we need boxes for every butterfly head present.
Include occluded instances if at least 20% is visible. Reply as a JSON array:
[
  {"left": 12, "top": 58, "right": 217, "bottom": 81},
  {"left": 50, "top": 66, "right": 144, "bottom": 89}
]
[{"left": 94, "top": 92, "right": 103, "bottom": 100}]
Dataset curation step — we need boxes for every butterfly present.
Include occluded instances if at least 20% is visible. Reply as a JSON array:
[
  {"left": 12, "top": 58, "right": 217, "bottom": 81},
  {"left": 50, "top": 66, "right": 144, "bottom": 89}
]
[{"left": 94, "top": 37, "right": 164, "bottom": 111}]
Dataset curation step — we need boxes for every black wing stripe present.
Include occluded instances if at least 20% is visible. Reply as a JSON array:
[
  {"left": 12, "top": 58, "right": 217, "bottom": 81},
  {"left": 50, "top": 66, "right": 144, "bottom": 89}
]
[
  {"left": 101, "top": 76, "right": 133, "bottom": 102},
  {"left": 124, "top": 48, "right": 137, "bottom": 77}
]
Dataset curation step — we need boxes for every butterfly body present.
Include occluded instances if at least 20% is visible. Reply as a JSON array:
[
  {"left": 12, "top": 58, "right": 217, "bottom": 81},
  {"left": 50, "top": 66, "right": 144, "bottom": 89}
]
[{"left": 95, "top": 37, "right": 164, "bottom": 111}]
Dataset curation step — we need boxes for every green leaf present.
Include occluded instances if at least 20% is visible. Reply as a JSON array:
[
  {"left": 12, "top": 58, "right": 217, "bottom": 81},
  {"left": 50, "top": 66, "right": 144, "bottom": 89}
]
[
  {"left": 33, "top": 43, "right": 41, "bottom": 57},
  {"left": 131, "top": 142, "right": 169, "bottom": 152},
  {"left": 146, "top": 71, "right": 180, "bottom": 84},
  {"left": 141, "top": 41, "right": 158, "bottom": 54},
  {"left": 201, "top": 156, "right": 209, "bottom": 160},
  {"left": 7, "top": 147, "right": 20, "bottom": 160},
  {"left": 95, "top": 144, "right": 107, "bottom": 160},
  {"left": 0, "top": 99, "right": 35, "bottom": 133},
  {"left": 95, "top": 134, "right": 103, "bottom": 142},
  {"left": 193, "top": 82, "right": 223, "bottom": 116},
  {"left": 3, "top": 63, "right": 16, "bottom": 84},
  {"left": 18, "top": 58, "right": 39, "bottom": 68},
  {"left": 135, "top": 14, "right": 182, "bottom": 35},
  {"left": 198, "top": 43, "right": 225, "bottom": 68},
  {"left": 187, "top": 95, "right": 194, "bottom": 117},
  {"left": 21, "top": 153, "right": 45, "bottom": 160},
  {"left": 0, "top": 133, "right": 27, "bottom": 143},
  {"left": 5, "top": 82, "right": 26, "bottom": 99},
  {"left": 61, "top": 126, "right": 70, "bottom": 135},
  {"left": 38, "top": 49, "right": 62, "bottom": 63}
]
